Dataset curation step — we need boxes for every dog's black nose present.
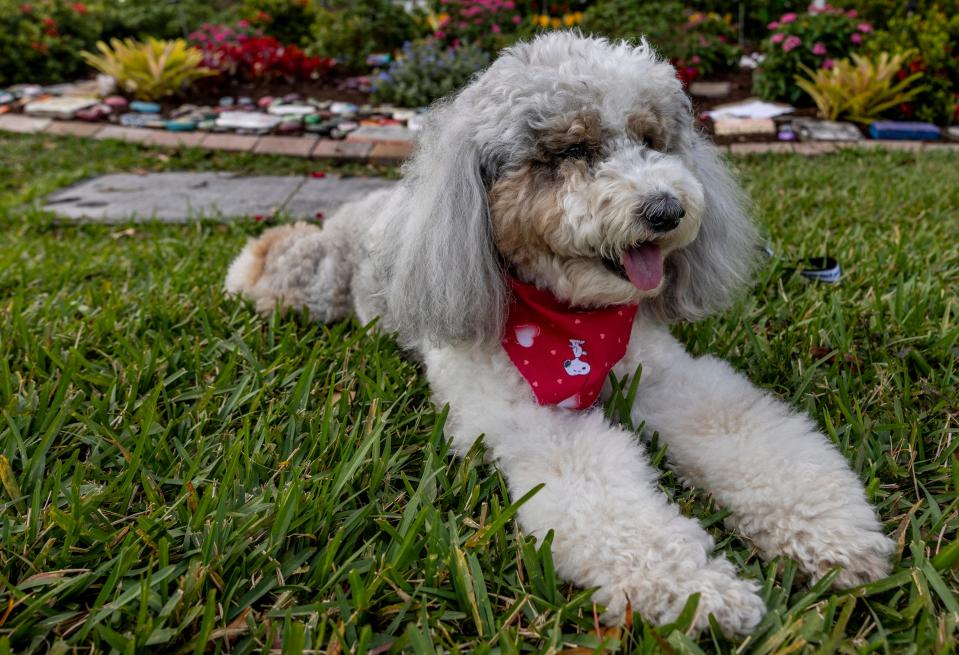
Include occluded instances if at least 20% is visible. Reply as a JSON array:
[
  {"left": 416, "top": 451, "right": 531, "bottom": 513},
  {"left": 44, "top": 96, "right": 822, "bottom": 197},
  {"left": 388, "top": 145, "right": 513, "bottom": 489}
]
[{"left": 642, "top": 193, "right": 685, "bottom": 233}]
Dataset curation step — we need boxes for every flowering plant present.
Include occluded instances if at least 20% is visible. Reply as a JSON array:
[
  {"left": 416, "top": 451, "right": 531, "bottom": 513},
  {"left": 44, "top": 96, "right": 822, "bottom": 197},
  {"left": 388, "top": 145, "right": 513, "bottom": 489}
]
[
  {"left": 865, "top": 10, "right": 959, "bottom": 124},
  {"left": 754, "top": 3, "right": 871, "bottom": 104},
  {"left": 189, "top": 23, "right": 334, "bottom": 83},
  {"left": 0, "top": 0, "right": 102, "bottom": 84},
  {"left": 678, "top": 11, "right": 742, "bottom": 81},
  {"left": 430, "top": 0, "right": 521, "bottom": 53},
  {"left": 371, "top": 38, "right": 489, "bottom": 107},
  {"left": 312, "top": 0, "right": 424, "bottom": 70}
]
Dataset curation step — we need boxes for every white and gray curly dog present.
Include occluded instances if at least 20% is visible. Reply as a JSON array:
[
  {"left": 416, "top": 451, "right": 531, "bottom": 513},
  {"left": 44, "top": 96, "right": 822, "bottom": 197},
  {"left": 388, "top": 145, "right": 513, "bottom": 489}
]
[{"left": 225, "top": 33, "right": 893, "bottom": 635}]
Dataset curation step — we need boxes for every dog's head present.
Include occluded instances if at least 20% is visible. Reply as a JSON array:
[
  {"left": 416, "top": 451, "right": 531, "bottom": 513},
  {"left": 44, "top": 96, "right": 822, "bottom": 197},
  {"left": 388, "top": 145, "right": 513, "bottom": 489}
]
[{"left": 383, "top": 33, "right": 757, "bottom": 345}]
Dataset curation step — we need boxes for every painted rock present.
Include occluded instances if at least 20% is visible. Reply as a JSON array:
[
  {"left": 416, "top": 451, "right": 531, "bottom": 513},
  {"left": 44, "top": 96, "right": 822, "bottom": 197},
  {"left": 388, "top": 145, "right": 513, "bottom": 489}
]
[
  {"left": 129, "top": 101, "right": 161, "bottom": 114},
  {"left": 166, "top": 120, "right": 197, "bottom": 132},
  {"left": 282, "top": 92, "right": 301, "bottom": 103},
  {"left": 119, "top": 112, "right": 154, "bottom": 127},
  {"left": 0, "top": 92, "right": 14, "bottom": 105},
  {"left": 257, "top": 96, "right": 274, "bottom": 108},
  {"left": 277, "top": 118, "right": 302, "bottom": 133},
  {"left": 103, "top": 95, "right": 128, "bottom": 109},
  {"left": 218, "top": 96, "right": 235, "bottom": 107},
  {"left": 75, "top": 104, "right": 112, "bottom": 121},
  {"left": 330, "top": 102, "right": 358, "bottom": 115}
]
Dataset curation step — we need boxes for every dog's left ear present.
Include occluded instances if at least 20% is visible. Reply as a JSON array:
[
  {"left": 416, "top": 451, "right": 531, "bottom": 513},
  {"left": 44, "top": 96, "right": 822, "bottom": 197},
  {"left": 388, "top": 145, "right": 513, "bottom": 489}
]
[
  {"left": 645, "top": 135, "right": 759, "bottom": 322},
  {"left": 378, "top": 99, "right": 506, "bottom": 346}
]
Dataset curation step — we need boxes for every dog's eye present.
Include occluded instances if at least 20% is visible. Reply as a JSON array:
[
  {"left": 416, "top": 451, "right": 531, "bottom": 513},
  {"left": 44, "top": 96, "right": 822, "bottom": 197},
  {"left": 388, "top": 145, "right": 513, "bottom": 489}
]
[
  {"left": 560, "top": 143, "right": 589, "bottom": 159},
  {"left": 640, "top": 135, "right": 664, "bottom": 151}
]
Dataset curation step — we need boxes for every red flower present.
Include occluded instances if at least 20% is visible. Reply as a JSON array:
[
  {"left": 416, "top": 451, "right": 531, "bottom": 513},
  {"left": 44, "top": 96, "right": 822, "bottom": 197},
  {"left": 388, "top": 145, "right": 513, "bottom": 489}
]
[
  {"left": 30, "top": 40, "right": 48, "bottom": 53},
  {"left": 19, "top": 3, "right": 32, "bottom": 13},
  {"left": 254, "top": 10, "right": 271, "bottom": 23},
  {"left": 71, "top": 2, "right": 87, "bottom": 13}
]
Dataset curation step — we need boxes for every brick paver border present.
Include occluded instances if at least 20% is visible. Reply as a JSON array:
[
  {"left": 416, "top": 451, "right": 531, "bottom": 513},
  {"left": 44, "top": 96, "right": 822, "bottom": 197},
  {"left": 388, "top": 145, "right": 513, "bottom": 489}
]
[{"left": 1, "top": 114, "right": 956, "bottom": 161}]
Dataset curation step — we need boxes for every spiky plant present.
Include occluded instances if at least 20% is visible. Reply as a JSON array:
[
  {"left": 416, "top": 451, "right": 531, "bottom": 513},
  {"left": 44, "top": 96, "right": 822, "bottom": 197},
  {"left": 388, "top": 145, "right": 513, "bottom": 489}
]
[
  {"left": 795, "top": 51, "right": 924, "bottom": 123},
  {"left": 82, "top": 37, "right": 216, "bottom": 102}
]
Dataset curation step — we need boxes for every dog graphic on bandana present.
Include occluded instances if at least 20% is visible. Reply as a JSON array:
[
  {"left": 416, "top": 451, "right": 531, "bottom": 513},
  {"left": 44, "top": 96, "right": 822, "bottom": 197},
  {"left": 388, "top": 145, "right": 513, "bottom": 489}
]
[{"left": 563, "top": 339, "right": 591, "bottom": 376}]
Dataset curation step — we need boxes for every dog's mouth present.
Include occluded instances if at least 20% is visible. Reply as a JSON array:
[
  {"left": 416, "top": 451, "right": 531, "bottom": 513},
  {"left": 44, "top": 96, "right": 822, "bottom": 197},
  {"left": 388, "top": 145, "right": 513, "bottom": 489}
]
[{"left": 602, "top": 242, "right": 664, "bottom": 292}]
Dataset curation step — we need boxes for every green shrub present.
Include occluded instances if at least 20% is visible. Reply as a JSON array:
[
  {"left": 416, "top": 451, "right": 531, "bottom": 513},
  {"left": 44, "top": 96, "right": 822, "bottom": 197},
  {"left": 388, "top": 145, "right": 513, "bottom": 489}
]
[
  {"left": 98, "top": 0, "right": 230, "bottom": 41},
  {"left": 753, "top": 5, "right": 869, "bottom": 104},
  {"left": 832, "top": 0, "right": 959, "bottom": 31},
  {"left": 371, "top": 39, "right": 489, "bottom": 108},
  {"left": 311, "top": 0, "right": 424, "bottom": 70},
  {"left": 0, "top": 0, "right": 103, "bottom": 85},
  {"left": 681, "top": 11, "right": 742, "bottom": 78},
  {"left": 577, "top": 2, "right": 741, "bottom": 82},
  {"left": 865, "top": 10, "right": 959, "bottom": 125},
  {"left": 579, "top": 0, "right": 687, "bottom": 60},
  {"left": 242, "top": 0, "right": 317, "bottom": 46}
]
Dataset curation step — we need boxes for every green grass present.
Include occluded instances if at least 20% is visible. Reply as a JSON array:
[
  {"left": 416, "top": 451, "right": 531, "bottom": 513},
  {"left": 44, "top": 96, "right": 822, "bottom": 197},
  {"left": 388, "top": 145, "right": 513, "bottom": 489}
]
[{"left": 0, "top": 133, "right": 957, "bottom": 653}]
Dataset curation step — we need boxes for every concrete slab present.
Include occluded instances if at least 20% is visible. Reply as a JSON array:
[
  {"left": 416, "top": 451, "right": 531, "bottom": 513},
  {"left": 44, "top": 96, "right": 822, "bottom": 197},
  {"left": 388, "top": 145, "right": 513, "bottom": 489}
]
[
  {"left": 253, "top": 135, "right": 317, "bottom": 158},
  {"left": 0, "top": 114, "right": 52, "bottom": 134},
  {"left": 45, "top": 121, "right": 104, "bottom": 138},
  {"left": 282, "top": 176, "right": 396, "bottom": 218},
  {"left": 369, "top": 141, "right": 414, "bottom": 162},
  {"left": 43, "top": 172, "right": 397, "bottom": 223},
  {"left": 200, "top": 133, "right": 260, "bottom": 152},
  {"left": 312, "top": 140, "right": 372, "bottom": 160},
  {"left": 95, "top": 125, "right": 152, "bottom": 143},
  {"left": 145, "top": 131, "right": 206, "bottom": 148},
  {"left": 44, "top": 172, "right": 303, "bottom": 223}
]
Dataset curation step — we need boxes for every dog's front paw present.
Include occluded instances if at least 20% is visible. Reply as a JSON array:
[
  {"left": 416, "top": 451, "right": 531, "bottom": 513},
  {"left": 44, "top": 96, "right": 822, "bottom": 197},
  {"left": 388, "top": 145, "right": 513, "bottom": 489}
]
[{"left": 599, "top": 556, "right": 766, "bottom": 637}]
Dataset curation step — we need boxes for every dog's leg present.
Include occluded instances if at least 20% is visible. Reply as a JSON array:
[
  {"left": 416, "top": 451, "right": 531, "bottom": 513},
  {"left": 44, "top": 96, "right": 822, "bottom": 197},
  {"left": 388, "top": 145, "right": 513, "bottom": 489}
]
[
  {"left": 615, "top": 320, "right": 894, "bottom": 588},
  {"left": 423, "top": 345, "right": 766, "bottom": 636},
  {"left": 225, "top": 222, "right": 354, "bottom": 322}
]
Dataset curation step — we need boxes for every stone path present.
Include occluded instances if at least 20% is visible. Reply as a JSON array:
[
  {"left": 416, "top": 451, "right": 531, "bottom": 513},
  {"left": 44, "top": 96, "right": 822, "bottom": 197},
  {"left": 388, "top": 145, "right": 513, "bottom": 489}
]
[{"left": 44, "top": 172, "right": 396, "bottom": 222}]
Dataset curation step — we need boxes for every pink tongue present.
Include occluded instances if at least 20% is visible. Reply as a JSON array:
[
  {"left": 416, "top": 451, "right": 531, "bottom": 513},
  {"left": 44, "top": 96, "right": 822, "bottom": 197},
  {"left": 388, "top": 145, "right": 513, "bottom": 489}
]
[{"left": 622, "top": 243, "right": 663, "bottom": 291}]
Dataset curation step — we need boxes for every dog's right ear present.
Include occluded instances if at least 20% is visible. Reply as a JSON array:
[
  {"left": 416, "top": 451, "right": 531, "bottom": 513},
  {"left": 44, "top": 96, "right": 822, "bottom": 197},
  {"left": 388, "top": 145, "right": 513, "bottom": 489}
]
[{"left": 378, "top": 99, "right": 506, "bottom": 347}]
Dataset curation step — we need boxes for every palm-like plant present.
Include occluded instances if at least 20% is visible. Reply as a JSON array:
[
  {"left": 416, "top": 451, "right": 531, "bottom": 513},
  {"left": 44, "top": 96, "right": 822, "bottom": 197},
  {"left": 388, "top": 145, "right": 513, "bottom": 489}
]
[
  {"left": 82, "top": 37, "right": 216, "bottom": 102},
  {"left": 795, "top": 52, "right": 923, "bottom": 124}
]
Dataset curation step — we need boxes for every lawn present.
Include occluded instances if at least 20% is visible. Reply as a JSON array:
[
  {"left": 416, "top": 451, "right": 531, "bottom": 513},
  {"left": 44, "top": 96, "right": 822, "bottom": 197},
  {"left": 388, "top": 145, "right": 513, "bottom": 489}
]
[{"left": 0, "top": 133, "right": 957, "bottom": 654}]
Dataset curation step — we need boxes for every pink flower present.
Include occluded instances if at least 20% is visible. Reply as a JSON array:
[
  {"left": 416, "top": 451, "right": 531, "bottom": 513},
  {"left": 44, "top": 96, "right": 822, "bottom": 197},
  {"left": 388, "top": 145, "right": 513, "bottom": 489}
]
[
  {"left": 811, "top": 41, "right": 827, "bottom": 55},
  {"left": 857, "top": 22, "right": 872, "bottom": 32},
  {"left": 846, "top": 9, "right": 858, "bottom": 18},
  {"left": 771, "top": 32, "right": 785, "bottom": 44},
  {"left": 237, "top": 19, "right": 250, "bottom": 28},
  {"left": 822, "top": 58, "right": 835, "bottom": 69},
  {"left": 780, "top": 12, "right": 797, "bottom": 23},
  {"left": 851, "top": 33, "right": 862, "bottom": 44},
  {"left": 490, "top": 23, "right": 500, "bottom": 33},
  {"left": 782, "top": 35, "right": 802, "bottom": 52},
  {"left": 512, "top": 14, "right": 521, "bottom": 24},
  {"left": 767, "top": 21, "right": 779, "bottom": 30}
]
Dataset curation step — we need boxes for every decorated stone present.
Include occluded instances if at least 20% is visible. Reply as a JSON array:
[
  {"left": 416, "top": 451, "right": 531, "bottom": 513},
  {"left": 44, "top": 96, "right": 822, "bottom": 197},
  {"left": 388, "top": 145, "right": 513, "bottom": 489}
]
[
  {"left": 267, "top": 104, "right": 316, "bottom": 117},
  {"left": 277, "top": 118, "right": 303, "bottom": 133},
  {"left": 218, "top": 96, "right": 235, "bottom": 107},
  {"left": 330, "top": 102, "right": 358, "bottom": 115},
  {"left": 257, "top": 96, "right": 274, "bottom": 108},
  {"left": 103, "top": 95, "right": 129, "bottom": 109},
  {"left": 129, "top": 101, "right": 161, "bottom": 114},
  {"left": 120, "top": 112, "right": 154, "bottom": 127},
  {"left": 76, "top": 104, "right": 112, "bottom": 121},
  {"left": 868, "top": 121, "right": 940, "bottom": 141},
  {"left": 215, "top": 111, "right": 282, "bottom": 131},
  {"left": 24, "top": 96, "right": 98, "bottom": 118},
  {"left": 793, "top": 119, "right": 862, "bottom": 141},
  {"left": 166, "top": 120, "right": 197, "bottom": 132}
]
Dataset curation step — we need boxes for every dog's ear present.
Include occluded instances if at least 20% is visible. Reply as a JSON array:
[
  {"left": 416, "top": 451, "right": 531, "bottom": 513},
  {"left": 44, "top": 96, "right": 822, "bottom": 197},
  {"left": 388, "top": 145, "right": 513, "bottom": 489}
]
[
  {"left": 645, "top": 135, "right": 759, "bottom": 322},
  {"left": 379, "top": 100, "right": 506, "bottom": 346}
]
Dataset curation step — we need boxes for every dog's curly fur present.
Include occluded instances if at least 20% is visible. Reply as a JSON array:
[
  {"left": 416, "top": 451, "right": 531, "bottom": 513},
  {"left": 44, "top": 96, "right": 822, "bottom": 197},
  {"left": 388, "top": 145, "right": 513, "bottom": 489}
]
[{"left": 225, "top": 33, "right": 893, "bottom": 635}]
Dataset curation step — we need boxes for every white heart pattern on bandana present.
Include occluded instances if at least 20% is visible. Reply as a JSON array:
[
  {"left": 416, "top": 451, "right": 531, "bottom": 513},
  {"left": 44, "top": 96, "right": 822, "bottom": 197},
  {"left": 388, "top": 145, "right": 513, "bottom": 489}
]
[{"left": 514, "top": 324, "right": 540, "bottom": 348}]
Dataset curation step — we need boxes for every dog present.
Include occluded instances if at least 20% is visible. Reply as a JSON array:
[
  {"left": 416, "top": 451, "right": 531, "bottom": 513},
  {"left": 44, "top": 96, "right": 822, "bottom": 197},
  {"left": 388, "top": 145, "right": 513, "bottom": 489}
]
[{"left": 225, "top": 33, "right": 893, "bottom": 635}]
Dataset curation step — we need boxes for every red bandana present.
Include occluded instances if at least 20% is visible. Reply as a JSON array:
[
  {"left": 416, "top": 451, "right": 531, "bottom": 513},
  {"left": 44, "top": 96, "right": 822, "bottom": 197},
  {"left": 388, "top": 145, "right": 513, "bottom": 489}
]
[{"left": 501, "top": 276, "right": 639, "bottom": 410}]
